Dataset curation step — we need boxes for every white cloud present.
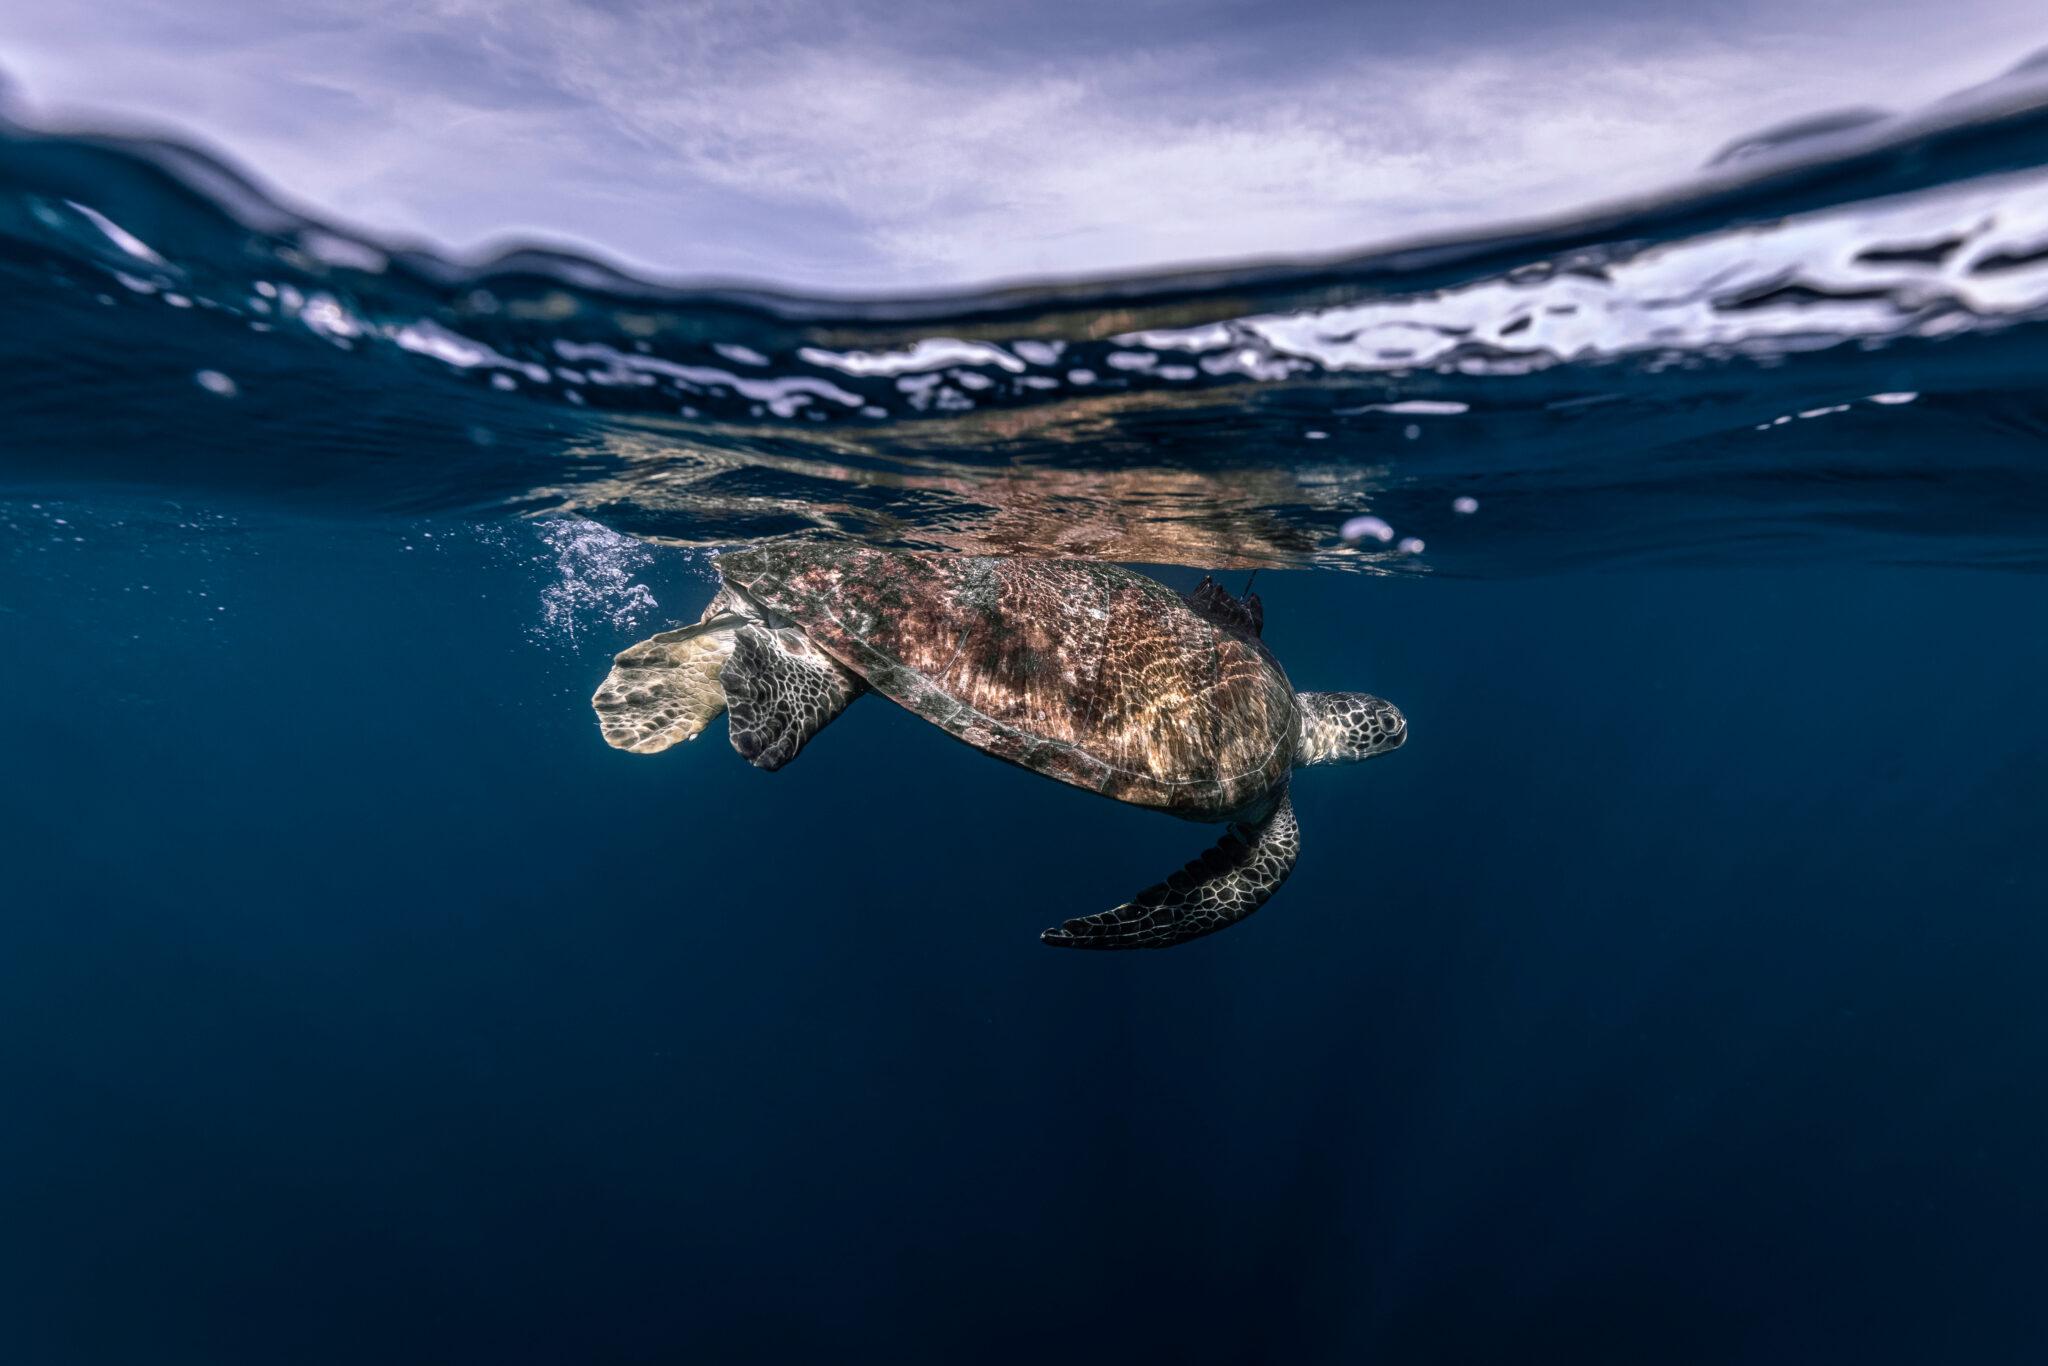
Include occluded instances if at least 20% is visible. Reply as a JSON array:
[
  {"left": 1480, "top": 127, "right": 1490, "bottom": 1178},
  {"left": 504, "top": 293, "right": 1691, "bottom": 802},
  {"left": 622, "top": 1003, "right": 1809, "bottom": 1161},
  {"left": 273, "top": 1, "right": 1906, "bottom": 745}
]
[{"left": 3, "top": 0, "right": 2045, "bottom": 291}]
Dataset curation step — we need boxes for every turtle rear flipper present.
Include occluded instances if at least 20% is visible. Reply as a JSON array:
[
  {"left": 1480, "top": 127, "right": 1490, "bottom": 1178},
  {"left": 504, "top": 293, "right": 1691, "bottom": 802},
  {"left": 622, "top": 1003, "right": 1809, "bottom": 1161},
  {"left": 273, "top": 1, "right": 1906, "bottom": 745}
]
[
  {"left": 1041, "top": 787, "right": 1299, "bottom": 950},
  {"left": 721, "top": 624, "right": 866, "bottom": 772}
]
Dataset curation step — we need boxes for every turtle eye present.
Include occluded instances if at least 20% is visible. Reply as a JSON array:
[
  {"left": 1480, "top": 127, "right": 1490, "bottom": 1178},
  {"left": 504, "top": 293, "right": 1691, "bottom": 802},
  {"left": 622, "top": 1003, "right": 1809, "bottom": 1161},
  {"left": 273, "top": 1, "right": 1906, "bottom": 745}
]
[{"left": 1356, "top": 698, "right": 1406, "bottom": 755}]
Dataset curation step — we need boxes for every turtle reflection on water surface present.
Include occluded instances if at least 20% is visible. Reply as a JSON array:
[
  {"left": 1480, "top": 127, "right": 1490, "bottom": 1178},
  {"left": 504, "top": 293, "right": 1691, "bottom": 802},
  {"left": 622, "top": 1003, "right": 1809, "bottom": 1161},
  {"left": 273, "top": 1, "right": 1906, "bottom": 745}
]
[{"left": 592, "top": 544, "right": 1406, "bottom": 949}]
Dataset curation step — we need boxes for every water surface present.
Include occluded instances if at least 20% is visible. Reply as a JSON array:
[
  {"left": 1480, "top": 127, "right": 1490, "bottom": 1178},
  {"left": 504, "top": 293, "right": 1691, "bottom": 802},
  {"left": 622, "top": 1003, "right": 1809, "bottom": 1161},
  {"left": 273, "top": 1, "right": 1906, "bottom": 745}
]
[{"left": 4, "top": 63, "right": 2048, "bottom": 1364}]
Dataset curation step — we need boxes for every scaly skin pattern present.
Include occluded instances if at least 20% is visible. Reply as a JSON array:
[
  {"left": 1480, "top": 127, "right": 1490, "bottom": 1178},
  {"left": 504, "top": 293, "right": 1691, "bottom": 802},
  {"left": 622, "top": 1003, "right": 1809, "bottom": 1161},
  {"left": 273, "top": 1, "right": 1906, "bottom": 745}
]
[
  {"left": 1041, "top": 786, "right": 1300, "bottom": 949},
  {"left": 713, "top": 545, "right": 1298, "bottom": 819},
  {"left": 1294, "top": 691, "right": 1407, "bottom": 764},
  {"left": 590, "top": 587, "right": 741, "bottom": 753},
  {"left": 719, "top": 623, "right": 866, "bottom": 772}
]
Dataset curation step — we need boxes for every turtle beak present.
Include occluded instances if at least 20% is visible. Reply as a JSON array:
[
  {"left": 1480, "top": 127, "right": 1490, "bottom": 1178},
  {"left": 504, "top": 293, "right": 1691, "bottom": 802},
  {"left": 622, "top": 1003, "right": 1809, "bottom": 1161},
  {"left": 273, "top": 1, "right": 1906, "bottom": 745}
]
[{"left": 1364, "top": 698, "right": 1406, "bottom": 757}]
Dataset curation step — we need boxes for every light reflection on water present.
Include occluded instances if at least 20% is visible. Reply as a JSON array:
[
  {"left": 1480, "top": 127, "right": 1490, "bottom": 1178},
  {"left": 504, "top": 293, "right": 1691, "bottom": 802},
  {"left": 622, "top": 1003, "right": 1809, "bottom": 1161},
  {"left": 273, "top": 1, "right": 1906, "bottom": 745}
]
[{"left": 6, "top": 59, "right": 2048, "bottom": 575}]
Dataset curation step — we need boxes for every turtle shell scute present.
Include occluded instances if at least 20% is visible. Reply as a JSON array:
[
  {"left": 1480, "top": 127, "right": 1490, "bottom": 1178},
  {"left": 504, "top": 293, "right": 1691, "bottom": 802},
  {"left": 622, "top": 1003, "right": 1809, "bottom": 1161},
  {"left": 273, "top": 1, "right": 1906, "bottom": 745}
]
[{"left": 713, "top": 545, "right": 1298, "bottom": 818}]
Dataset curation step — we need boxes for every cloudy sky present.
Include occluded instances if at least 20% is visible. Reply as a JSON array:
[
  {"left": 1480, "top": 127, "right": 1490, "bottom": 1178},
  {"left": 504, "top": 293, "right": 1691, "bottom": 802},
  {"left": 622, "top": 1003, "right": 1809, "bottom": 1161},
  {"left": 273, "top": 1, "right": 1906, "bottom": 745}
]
[{"left": 2, "top": 1, "right": 2044, "bottom": 293}]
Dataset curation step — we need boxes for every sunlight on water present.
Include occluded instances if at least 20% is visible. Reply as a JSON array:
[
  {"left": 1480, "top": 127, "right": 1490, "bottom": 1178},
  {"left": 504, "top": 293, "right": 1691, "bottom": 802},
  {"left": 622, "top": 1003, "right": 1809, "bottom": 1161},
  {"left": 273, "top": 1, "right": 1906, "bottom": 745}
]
[
  {"left": 6, "top": 58, "right": 2048, "bottom": 577},
  {"left": 7, "top": 42, "right": 2048, "bottom": 1366}
]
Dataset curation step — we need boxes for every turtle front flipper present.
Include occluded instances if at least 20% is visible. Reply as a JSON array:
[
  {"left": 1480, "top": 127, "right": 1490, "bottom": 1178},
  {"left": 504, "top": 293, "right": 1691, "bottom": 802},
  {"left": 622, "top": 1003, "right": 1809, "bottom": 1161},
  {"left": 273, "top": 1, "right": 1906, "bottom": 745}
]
[
  {"left": 1041, "top": 787, "right": 1300, "bottom": 950},
  {"left": 720, "top": 624, "right": 866, "bottom": 771}
]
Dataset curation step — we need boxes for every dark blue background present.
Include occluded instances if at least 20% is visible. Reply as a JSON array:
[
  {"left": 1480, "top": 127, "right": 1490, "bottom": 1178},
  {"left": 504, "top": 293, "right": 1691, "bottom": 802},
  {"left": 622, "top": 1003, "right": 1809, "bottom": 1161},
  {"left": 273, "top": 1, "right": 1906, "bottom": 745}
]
[{"left": 4, "top": 505, "right": 2044, "bottom": 1363}]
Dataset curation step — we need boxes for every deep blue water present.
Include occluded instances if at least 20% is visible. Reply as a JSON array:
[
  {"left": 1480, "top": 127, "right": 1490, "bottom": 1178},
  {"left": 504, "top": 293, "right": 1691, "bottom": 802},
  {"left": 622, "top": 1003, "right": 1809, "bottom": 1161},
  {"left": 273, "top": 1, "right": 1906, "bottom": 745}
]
[{"left": 5, "top": 63, "right": 2048, "bottom": 1365}]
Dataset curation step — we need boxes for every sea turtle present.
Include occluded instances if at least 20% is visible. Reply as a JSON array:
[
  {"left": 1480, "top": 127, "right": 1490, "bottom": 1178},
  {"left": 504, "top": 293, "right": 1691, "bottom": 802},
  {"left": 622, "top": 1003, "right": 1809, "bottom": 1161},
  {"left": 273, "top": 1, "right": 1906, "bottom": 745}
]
[{"left": 591, "top": 544, "right": 1406, "bottom": 949}]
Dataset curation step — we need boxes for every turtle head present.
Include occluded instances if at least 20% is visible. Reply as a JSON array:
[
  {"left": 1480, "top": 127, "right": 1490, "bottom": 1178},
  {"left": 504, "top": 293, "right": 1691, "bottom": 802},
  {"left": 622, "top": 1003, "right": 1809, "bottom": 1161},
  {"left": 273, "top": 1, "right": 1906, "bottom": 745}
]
[{"left": 1294, "top": 692, "right": 1406, "bottom": 767}]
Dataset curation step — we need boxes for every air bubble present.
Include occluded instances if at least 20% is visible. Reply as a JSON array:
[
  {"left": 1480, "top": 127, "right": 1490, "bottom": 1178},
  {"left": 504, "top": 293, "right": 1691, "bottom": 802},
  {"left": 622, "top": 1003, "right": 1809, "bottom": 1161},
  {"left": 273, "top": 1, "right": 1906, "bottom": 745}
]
[
  {"left": 1340, "top": 515, "right": 1395, "bottom": 543},
  {"left": 534, "top": 518, "right": 661, "bottom": 642}
]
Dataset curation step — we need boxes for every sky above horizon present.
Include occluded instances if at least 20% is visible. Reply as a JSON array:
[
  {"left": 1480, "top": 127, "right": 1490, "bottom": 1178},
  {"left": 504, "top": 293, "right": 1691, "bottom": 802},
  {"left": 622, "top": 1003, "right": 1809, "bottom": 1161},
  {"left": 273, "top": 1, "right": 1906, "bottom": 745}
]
[{"left": 3, "top": 1, "right": 2046, "bottom": 294}]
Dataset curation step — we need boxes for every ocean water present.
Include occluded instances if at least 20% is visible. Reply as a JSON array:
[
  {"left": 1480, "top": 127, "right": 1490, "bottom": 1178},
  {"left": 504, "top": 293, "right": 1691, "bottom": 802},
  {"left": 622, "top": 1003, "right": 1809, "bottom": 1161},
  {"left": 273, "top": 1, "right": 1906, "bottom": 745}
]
[{"left": 5, "top": 61, "right": 2048, "bottom": 1365}]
